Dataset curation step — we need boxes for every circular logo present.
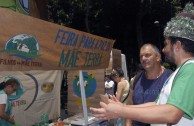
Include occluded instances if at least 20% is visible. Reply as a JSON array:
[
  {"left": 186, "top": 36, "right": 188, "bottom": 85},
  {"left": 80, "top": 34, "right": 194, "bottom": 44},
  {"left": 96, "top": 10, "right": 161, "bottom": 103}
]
[
  {"left": 41, "top": 82, "right": 54, "bottom": 93},
  {"left": 5, "top": 34, "right": 40, "bottom": 60},
  {"left": 73, "top": 72, "right": 96, "bottom": 98}
]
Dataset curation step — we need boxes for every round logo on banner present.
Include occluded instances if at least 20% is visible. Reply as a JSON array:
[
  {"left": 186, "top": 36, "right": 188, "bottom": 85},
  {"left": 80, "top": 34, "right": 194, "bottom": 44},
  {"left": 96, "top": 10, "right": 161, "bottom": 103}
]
[
  {"left": 73, "top": 72, "right": 96, "bottom": 98},
  {"left": 4, "top": 34, "right": 40, "bottom": 60},
  {"left": 41, "top": 82, "right": 54, "bottom": 93}
]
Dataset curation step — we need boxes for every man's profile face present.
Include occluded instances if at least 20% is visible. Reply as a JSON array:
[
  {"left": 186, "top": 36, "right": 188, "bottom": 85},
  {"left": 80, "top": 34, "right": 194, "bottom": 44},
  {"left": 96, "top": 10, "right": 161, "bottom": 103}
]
[
  {"left": 162, "top": 38, "right": 175, "bottom": 64},
  {"left": 139, "top": 45, "right": 159, "bottom": 70}
]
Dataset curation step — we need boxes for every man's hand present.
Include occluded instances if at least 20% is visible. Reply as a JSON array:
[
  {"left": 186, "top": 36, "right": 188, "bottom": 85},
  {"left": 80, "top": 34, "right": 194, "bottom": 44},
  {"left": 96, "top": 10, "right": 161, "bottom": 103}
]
[{"left": 90, "top": 98, "right": 124, "bottom": 120}]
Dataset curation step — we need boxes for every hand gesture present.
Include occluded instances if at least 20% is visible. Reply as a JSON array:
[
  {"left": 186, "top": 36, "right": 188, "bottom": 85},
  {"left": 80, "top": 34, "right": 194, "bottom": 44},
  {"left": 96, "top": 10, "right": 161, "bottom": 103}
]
[{"left": 90, "top": 97, "right": 124, "bottom": 120}]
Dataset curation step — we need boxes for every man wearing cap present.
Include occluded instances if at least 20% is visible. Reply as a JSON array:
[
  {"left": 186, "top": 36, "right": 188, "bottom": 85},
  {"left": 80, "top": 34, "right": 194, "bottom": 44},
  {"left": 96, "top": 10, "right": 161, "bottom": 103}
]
[{"left": 90, "top": 3, "right": 194, "bottom": 126}]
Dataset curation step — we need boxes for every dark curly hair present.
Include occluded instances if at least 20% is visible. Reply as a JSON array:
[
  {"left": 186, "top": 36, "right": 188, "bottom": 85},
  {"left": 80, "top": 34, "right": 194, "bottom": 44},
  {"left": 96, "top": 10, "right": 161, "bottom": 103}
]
[
  {"left": 169, "top": 37, "right": 194, "bottom": 56},
  {"left": 110, "top": 67, "right": 124, "bottom": 78},
  {"left": 0, "top": 78, "right": 19, "bottom": 90}
]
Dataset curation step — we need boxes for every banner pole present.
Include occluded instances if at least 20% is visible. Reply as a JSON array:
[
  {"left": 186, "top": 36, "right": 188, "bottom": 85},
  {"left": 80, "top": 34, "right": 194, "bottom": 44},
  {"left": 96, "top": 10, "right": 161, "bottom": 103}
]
[{"left": 79, "top": 70, "right": 88, "bottom": 125}]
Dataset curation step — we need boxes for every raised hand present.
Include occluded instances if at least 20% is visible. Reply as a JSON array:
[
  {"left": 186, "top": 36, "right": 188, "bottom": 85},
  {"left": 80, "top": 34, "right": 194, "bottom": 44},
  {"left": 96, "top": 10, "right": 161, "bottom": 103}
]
[{"left": 90, "top": 100, "right": 125, "bottom": 120}]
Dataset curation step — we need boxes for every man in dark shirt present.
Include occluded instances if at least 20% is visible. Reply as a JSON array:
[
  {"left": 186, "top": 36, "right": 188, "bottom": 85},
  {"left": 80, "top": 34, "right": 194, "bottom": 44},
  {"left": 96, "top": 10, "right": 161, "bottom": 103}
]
[{"left": 128, "top": 44, "right": 172, "bottom": 126}]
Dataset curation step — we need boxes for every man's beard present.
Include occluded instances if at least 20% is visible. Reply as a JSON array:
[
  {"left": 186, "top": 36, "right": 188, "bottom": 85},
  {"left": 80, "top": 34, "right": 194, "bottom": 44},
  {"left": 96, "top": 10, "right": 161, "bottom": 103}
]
[
  {"left": 164, "top": 46, "right": 175, "bottom": 64},
  {"left": 163, "top": 56, "right": 176, "bottom": 71},
  {"left": 164, "top": 51, "right": 176, "bottom": 67},
  {"left": 164, "top": 56, "right": 174, "bottom": 64}
]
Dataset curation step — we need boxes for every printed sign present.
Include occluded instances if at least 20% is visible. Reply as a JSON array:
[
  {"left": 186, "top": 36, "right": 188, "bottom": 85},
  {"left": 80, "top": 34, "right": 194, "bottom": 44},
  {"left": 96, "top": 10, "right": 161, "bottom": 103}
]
[
  {"left": 0, "top": 8, "right": 115, "bottom": 71},
  {"left": 0, "top": 70, "right": 62, "bottom": 126},
  {"left": 67, "top": 69, "right": 105, "bottom": 115}
]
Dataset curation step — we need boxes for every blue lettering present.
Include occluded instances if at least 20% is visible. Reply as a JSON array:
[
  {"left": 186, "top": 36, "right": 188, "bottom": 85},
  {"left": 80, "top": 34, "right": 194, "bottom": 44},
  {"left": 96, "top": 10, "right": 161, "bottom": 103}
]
[
  {"left": 94, "top": 40, "right": 99, "bottom": 49},
  {"left": 54, "top": 29, "right": 79, "bottom": 47},
  {"left": 83, "top": 37, "right": 90, "bottom": 48},
  {"left": 54, "top": 29, "right": 63, "bottom": 44},
  {"left": 99, "top": 40, "right": 105, "bottom": 50},
  {"left": 58, "top": 49, "right": 81, "bottom": 67},
  {"left": 58, "top": 49, "right": 70, "bottom": 67},
  {"left": 84, "top": 52, "right": 102, "bottom": 67},
  {"left": 89, "top": 38, "right": 95, "bottom": 49},
  {"left": 73, "top": 35, "right": 79, "bottom": 47},
  {"left": 60, "top": 31, "right": 68, "bottom": 45},
  {"left": 66, "top": 32, "right": 75, "bottom": 46},
  {"left": 79, "top": 35, "right": 86, "bottom": 47},
  {"left": 105, "top": 42, "right": 111, "bottom": 51}
]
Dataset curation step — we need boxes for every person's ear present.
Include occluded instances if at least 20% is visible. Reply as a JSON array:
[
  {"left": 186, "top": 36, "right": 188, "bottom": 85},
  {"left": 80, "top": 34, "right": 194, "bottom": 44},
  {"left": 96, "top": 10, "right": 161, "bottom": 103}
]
[
  {"left": 156, "top": 53, "right": 161, "bottom": 62},
  {"left": 174, "top": 40, "right": 182, "bottom": 51}
]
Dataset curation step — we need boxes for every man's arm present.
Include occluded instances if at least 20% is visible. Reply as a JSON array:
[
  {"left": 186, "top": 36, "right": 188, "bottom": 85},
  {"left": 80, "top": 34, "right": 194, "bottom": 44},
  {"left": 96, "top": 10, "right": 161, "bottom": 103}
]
[
  {"left": 121, "top": 104, "right": 183, "bottom": 124},
  {"left": 91, "top": 102, "right": 183, "bottom": 124},
  {"left": 128, "top": 102, "right": 156, "bottom": 108}
]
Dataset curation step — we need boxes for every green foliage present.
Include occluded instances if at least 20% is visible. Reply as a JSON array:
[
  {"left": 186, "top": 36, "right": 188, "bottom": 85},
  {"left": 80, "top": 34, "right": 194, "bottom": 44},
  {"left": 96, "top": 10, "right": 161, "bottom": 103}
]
[
  {"left": 48, "top": 0, "right": 181, "bottom": 35},
  {"left": 47, "top": 0, "right": 103, "bottom": 32},
  {"left": 47, "top": 0, "right": 74, "bottom": 26}
]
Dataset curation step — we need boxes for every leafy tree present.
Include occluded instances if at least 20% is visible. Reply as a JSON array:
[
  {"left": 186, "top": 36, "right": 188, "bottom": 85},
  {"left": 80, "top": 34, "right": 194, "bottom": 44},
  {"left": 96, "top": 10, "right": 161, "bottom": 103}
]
[{"left": 47, "top": 0, "right": 104, "bottom": 34}]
